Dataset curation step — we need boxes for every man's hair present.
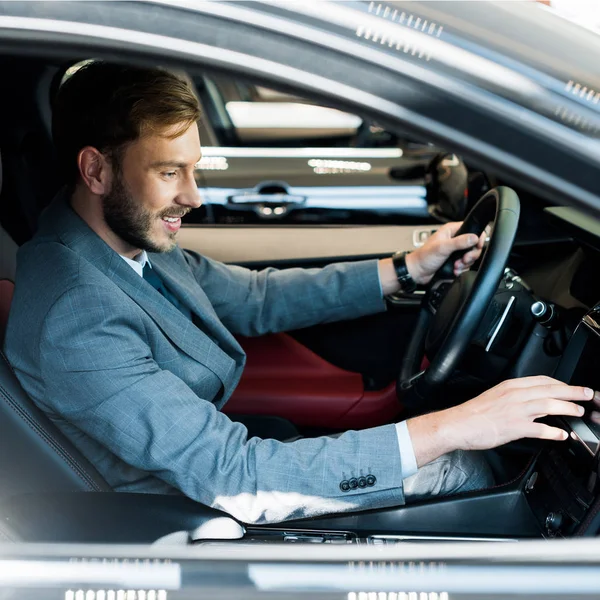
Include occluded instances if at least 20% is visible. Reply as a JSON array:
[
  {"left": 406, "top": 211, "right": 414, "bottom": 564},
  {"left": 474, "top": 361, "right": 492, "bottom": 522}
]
[{"left": 52, "top": 61, "right": 202, "bottom": 185}]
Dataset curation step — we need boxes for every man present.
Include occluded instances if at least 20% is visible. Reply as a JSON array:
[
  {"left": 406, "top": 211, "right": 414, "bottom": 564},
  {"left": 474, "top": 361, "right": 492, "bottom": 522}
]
[{"left": 4, "top": 62, "right": 594, "bottom": 525}]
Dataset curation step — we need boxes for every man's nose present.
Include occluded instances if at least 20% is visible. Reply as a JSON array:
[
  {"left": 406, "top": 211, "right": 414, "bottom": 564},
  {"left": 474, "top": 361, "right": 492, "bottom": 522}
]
[{"left": 177, "top": 172, "right": 203, "bottom": 209}]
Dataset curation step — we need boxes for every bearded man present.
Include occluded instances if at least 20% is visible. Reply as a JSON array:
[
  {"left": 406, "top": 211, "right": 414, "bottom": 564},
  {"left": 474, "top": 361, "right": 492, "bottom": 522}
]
[{"left": 4, "top": 62, "right": 592, "bottom": 525}]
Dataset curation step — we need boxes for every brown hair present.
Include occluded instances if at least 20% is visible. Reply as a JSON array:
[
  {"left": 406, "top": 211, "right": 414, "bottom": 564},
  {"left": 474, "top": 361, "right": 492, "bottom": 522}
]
[{"left": 52, "top": 61, "right": 202, "bottom": 185}]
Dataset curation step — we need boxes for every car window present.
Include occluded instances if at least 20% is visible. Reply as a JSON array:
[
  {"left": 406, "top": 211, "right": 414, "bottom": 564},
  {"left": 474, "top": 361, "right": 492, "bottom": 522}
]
[{"left": 187, "top": 75, "right": 441, "bottom": 226}]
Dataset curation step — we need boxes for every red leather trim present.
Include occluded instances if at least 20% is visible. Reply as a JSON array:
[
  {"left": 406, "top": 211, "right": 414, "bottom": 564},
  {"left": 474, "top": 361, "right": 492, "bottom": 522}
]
[
  {"left": 224, "top": 333, "right": 402, "bottom": 429},
  {"left": 0, "top": 280, "right": 14, "bottom": 338}
]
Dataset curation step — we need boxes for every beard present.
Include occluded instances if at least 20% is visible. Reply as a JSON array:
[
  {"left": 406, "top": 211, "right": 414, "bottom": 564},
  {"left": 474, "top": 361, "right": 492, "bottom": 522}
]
[{"left": 102, "top": 170, "right": 185, "bottom": 254}]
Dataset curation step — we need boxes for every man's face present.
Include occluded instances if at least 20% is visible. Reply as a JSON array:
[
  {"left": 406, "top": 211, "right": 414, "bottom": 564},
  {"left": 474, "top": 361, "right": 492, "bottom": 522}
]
[{"left": 102, "top": 123, "right": 202, "bottom": 254}]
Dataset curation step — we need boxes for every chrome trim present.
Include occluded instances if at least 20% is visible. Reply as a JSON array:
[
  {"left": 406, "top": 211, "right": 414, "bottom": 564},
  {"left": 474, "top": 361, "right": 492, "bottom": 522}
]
[
  {"left": 582, "top": 313, "right": 600, "bottom": 335},
  {"left": 485, "top": 295, "right": 516, "bottom": 352},
  {"left": 412, "top": 227, "right": 437, "bottom": 247}
]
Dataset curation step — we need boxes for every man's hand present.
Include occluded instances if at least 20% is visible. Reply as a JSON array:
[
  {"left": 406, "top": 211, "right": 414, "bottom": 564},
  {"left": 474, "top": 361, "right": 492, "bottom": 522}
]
[
  {"left": 406, "top": 376, "right": 597, "bottom": 468},
  {"left": 378, "top": 221, "right": 487, "bottom": 295},
  {"left": 406, "top": 221, "right": 487, "bottom": 285}
]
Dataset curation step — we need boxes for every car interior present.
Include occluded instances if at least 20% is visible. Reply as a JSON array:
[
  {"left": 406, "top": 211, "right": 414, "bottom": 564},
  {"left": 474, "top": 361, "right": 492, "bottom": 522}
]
[{"left": 2, "top": 51, "right": 600, "bottom": 548}]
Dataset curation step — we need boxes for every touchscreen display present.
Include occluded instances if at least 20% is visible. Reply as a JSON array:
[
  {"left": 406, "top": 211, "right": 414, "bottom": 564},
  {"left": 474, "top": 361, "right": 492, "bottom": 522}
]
[{"left": 554, "top": 321, "right": 600, "bottom": 456}]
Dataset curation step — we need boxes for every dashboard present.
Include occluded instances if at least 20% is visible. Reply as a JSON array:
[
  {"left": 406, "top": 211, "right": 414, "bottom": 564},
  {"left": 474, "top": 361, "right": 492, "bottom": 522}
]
[{"left": 491, "top": 206, "right": 600, "bottom": 538}]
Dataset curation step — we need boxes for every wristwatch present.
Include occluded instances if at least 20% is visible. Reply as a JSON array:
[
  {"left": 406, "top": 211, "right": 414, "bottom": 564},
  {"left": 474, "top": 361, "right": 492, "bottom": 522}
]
[{"left": 391, "top": 250, "right": 417, "bottom": 293}]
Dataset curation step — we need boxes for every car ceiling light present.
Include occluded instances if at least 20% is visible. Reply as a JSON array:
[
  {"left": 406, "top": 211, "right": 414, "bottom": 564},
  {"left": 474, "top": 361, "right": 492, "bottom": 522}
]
[
  {"left": 554, "top": 105, "right": 600, "bottom": 135},
  {"left": 356, "top": 2, "right": 444, "bottom": 61},
  {"left": 308, "top": 159, "right": 372, "bottom": 173},
  {"left": 566, "top": 80, "right": 600, "bottom": 105}
]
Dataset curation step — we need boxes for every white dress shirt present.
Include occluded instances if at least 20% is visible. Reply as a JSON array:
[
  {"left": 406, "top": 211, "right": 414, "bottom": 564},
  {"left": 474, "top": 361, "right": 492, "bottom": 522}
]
[{"left": 120, "top": 252, "right": 418, "bottom": 480}]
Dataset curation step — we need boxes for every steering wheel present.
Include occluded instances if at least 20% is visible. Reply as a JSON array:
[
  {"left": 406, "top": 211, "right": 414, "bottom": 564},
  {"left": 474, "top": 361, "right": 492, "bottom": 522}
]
[{"left": 398, "top": 186, "right": 520, "bottom": 408}]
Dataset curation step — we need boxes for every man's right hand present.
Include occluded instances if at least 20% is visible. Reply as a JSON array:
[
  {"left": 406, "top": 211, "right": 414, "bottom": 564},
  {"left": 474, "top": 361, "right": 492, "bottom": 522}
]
[{"left": 406, "top": 376, "right": 597, "bottom": 468}]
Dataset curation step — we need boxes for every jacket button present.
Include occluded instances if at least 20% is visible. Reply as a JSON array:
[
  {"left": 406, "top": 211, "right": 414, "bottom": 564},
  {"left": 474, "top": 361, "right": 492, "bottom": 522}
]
[
  {"left": 339, "top": 480, "right": 350, "bottom": 492},
  {"left": 358, "top": 477, "right": 367, "bottom": 488},
  {"left": 348, "top": 478, "right": 358, "bottom": 490},
  {"left": 366, "top": 475, "right": 376, "bottom": 487}
]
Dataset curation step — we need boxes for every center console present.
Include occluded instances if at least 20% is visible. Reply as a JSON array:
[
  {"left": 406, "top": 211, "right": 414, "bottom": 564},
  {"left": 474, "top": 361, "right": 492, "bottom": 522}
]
[
  {"left": 217, "top": 307, "right": 600, "bottom": 544},
  {"left": 523, "top": 307, "right": 600, "bottom": 537}
]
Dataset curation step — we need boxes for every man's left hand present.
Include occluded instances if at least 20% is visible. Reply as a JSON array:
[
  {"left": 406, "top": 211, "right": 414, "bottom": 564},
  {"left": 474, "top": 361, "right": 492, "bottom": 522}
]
[
  {"left": 407, "top": 221, "right": 487, "bottom": 285},
  {"left": 378, "top": 222, "right": 487, "bottom": 296}
]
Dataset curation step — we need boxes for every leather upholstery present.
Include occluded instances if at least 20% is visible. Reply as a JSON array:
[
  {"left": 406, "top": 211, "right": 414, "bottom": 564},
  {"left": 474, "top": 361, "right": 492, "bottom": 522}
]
[
  {"left": 0, "top": 347, "right": 112, "bottom": 500},
  {"left": 0, "top": 151, "right": 111, "bottom": 501}
]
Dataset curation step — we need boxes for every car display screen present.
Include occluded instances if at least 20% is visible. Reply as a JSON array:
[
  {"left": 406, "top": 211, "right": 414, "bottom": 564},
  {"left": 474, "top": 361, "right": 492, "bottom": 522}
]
[{"left": 555, "top": 319, "right": 600, "bottom": 457}]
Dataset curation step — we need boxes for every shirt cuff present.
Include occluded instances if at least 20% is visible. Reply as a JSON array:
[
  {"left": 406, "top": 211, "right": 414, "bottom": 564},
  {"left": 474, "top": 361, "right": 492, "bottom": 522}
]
[
  {"left": 395, "top": 420, "right": 418, "bottom": 480},
  {"left": 377, "top": 265, "right": 384, "bottom": 298}
]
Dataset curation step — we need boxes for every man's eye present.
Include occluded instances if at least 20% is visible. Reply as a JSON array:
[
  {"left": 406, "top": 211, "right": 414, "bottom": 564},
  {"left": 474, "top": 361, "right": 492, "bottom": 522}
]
[{"left": 163, "top": 171, "right": 177, "bottom": 179}]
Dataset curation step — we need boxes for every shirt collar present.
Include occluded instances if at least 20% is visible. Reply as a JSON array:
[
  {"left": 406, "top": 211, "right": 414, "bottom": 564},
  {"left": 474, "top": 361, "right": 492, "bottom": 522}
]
[{"left": 119, "top": 250, "right": 150, "bottom": 278}]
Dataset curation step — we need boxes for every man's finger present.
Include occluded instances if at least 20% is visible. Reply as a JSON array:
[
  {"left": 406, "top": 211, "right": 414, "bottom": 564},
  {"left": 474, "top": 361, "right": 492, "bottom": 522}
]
[
  {"left": 461, "top": 247, "right": 482, "bottom": 265},
  {"left": 527, "top": 423, "right": 568, "bottom": 441},
  {"left": 444, "top": 233, "right": 479, "bottom": 254},
  {"left": 520, "top": 384, "right": 594, "bottom": 404},
  {"left": 529, "top": 398, "right": 586, "bottom": 419},
  {"left": 443, "top": 222, "right": 463, "bottom": 237},
  {"left": 502, "top": 375, "right": 565, "bottom": 389}
]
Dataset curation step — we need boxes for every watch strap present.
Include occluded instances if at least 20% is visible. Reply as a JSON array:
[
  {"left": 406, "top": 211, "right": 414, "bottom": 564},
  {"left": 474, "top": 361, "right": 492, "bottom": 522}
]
[{"left": 391, "top": 250, "right": 417, "bottom": 293}]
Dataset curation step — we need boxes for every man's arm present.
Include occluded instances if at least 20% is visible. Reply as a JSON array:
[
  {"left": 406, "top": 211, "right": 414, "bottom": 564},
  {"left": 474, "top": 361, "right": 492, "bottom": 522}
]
[
  {"left": 184, "top": 221, "right": 485, "bottom": 336},
  {"left": 39, "top": 283, "right": 407, "bottom": 524},
  {"left": 183, "top": 250, "right": 386, "bottom": 336}
]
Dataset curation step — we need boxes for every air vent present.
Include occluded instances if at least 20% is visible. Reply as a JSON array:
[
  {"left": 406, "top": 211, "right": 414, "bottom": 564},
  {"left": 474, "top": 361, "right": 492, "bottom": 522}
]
[{"left": 356, "top": 2, "right": 444, "bottom": 61}]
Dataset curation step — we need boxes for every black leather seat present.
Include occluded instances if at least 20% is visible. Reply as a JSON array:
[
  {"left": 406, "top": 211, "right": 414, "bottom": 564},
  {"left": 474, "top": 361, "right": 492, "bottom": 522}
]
[{"left": 0, "top": 153, "right": 112, "bottom": 507}]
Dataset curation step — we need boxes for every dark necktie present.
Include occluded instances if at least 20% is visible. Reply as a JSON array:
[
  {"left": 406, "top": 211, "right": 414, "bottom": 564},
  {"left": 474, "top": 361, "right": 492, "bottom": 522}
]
[{"left": 143, "top": 263, "right": 191, "bottom": 320}]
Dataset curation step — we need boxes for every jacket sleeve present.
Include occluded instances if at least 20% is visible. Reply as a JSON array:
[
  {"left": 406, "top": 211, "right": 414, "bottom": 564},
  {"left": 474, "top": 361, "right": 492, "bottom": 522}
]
[
  {"left": 39, "top": 284, "right": 405, "bottom": 524},
  {"left": 183, "top": 250, "right": 387, "bottom": 336}
]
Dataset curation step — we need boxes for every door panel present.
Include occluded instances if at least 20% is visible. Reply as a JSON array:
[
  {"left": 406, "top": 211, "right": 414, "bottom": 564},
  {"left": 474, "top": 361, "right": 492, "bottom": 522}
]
[{"left": 178, "top": 223, "right": 436, "bottom": 264}]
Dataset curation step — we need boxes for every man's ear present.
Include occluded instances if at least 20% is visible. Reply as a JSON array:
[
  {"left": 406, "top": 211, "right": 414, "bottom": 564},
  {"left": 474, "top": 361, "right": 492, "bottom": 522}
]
[{"left": 77, "top": 146, "right": 112, "bottom": 195}]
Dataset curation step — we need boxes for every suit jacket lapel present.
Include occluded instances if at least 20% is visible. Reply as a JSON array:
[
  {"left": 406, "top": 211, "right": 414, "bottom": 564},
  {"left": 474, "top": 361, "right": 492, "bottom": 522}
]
[
  {"left": 39, "top": 191, "right": 240, "bottom": 389},
  {"left": 149, "top": 253, "right": 246, "bottom": 373}
]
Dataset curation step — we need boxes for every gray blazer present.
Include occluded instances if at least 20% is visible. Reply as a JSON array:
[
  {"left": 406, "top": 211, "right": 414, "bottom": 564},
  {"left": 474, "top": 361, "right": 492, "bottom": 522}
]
[{"left": 5, "top": 192, "right": 406, "bottom": 524}]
